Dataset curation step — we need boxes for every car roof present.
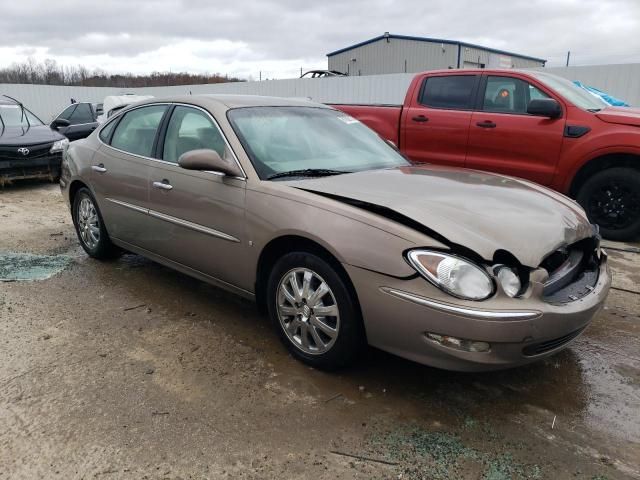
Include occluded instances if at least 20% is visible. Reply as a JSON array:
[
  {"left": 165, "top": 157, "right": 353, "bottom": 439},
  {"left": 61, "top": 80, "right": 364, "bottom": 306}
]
[{"left": 133, "top": 94, "right": 329, "bottom": 113}]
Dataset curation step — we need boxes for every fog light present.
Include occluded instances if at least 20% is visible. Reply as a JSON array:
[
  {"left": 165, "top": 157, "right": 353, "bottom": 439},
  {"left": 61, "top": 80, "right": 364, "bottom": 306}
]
[{"left": 425, "top": 333, "right": 491, "bottom": 353}]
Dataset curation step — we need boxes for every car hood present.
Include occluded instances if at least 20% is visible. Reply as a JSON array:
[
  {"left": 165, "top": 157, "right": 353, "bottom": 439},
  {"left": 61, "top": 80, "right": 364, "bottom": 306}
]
[
  {"left": 0, "top": 125, "right": 64, "bottom": 145},
  {"left": 285, "top": 165, "right": 593, "bottom": 268},
  {"left": 595, "top": 106, "right": 640, "bottom": 127}
]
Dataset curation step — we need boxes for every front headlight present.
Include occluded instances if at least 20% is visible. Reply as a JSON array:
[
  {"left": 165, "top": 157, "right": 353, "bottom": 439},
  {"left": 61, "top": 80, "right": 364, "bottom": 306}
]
[
  {"left": 493, "top": 265, "right": 522, "bottom": 298},
  {"left": 50, "top": 138, "right": 69, "bottom": 153},
  {"left": 407, "top": 250, "right": 494, "bottom": 301}
]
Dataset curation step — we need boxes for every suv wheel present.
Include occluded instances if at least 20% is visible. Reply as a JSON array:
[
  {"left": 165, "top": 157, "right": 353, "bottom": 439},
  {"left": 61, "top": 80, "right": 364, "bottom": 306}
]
[
  {"left": 266, "top": 252, "right": 363, "bottom": 370},
  {"left": 577, "top": 167, "right": 640, "bottom": 241}
]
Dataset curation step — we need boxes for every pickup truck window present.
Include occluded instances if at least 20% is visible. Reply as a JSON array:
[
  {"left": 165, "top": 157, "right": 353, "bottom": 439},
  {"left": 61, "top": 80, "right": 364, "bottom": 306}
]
[
  {"left": 482, "top": 76, "right": 550, "bottom": 114},
  {"left": 528, "top": 71, "right": 607, "bottom": 111},
  {"left": 419, "top": 75, "right": 478, "bottom": 110}
]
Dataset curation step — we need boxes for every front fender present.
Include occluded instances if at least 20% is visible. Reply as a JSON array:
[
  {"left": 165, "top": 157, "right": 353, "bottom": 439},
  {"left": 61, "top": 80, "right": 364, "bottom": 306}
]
[{"left": 246, "top": 187, "right": 447, "bottom": 279}]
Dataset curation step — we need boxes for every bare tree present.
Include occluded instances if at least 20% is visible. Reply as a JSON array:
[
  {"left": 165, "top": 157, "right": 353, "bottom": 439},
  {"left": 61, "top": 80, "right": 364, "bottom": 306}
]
[{"left": 0, "top": 59, "right": 244, "bottom": 87}]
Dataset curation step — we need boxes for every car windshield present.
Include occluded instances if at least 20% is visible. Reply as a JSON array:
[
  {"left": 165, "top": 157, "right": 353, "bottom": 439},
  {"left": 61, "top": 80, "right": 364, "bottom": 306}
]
[
  {"left": 227, "top": 106, "right": 410, "bottom": 179},
  {"left": 528, "top": 71, "right": 608, "bottom": 111},
  {"left": 0, "top": 104, "right": 44, "bottom": 127}
]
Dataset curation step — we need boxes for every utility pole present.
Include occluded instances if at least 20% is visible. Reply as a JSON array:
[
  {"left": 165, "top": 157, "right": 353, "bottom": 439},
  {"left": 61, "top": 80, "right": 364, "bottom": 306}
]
[
  {"left": 566, "top": 51, "right": 571, "bottom": 67},
  {"left": 259, "top": 71, "right": 262, "bottom": 81}
]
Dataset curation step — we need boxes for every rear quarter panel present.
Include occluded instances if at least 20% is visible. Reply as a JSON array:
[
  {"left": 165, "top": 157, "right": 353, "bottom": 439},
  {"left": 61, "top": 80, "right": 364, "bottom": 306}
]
[{"left": 61, "top": 137, "right": 98, "bottom": 206}]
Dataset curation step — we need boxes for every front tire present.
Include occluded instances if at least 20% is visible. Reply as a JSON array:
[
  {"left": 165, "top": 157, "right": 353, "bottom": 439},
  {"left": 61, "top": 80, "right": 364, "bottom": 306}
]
[
  {"left": 72, "top": 187, "right": 119, "bottom": 259},
  {"left": 266, "top": 252, "right": 363, "bottom": 370},
  {"left": 576, "top": 167, "right": 640, "bottom": 241}
]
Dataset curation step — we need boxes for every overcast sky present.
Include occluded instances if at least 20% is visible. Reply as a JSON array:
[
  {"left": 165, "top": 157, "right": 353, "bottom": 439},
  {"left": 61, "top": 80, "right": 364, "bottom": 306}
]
[{"left": 0, "top": 0, "right": 638, "bottom": 79}]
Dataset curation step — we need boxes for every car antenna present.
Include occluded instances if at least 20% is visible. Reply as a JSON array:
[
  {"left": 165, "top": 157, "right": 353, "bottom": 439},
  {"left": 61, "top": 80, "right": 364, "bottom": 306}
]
[{"left": 2, "top": 94, "right": 31, "bottom": 128}]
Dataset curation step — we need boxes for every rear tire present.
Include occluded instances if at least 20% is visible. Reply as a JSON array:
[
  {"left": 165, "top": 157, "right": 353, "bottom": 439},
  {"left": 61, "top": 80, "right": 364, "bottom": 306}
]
[
  {"left": 576, "top": 167, "right": 640, "bottom": 241},
  {"left": 72, "top": 187, "right": 119, "bottom": 259},
  {"left": 266, "top": 252, "right": 364, "bottom": 370}
]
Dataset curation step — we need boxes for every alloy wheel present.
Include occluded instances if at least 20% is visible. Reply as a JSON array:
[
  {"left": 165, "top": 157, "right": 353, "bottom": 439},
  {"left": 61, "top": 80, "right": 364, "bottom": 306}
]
[
  {"left": 276, "top": 268, "right": 340, "bottom": 355},
  {"left": 77, "top": 196, "right": 101, "bottom": 249},
  {"left": 588, "top": 183, "right": 639, "bottom": 230}
]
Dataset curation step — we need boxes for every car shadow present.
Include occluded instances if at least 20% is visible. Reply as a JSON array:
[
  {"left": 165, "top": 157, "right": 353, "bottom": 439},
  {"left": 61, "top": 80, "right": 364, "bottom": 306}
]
[{"left": 96, "top": 252, "right": 591, "bottom": 421}]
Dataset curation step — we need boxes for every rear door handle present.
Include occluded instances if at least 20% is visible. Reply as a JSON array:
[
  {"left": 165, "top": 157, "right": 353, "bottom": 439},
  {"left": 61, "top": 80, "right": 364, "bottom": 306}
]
[
  {"left": 91, "top": 164, "right": 107, "bottom": 173},
  {"left": 153, "top": 180, "right": 173, "bottom": 191},
  {"left": 476, "top": 120, "right": 496, "bottom": 128},
  {"left": 412, "top": 115, "right": 429, "bottom": 123}
]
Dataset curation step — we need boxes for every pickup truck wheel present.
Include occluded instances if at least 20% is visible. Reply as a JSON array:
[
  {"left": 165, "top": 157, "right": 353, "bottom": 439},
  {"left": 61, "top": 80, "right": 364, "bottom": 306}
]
[
  {"left": 72, "top": 188, "right": 119, "bottom": 259},
  {"left": 266, "top": 252, "right": 364, "bottom": 370},
  {"left": 576, "top": 167, "right": 640, "bottom": 241}
]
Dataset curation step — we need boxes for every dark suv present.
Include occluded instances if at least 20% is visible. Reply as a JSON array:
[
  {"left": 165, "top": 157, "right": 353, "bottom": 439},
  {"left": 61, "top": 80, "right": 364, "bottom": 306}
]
[
  {"left": 0, "top": 95, "right": 68, "bottom": 185},
  {"left": 51, "top": 102, "right": 101, "bottom": 141}
]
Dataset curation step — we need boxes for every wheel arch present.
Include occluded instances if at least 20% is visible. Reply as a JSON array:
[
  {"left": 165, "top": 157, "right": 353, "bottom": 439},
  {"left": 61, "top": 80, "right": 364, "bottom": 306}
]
[
  {"left": 569, "top": 152, "right": 640, "bottom": 197},
  {"left": 68, "top": 179, "right": 89, "bottom": 208},
  {"left": 255, "top": 235, "right": 361, "bottom": 318}
]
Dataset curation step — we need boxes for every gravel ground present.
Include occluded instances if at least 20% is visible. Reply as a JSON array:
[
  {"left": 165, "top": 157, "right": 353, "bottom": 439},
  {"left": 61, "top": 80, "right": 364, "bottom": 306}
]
[{"left": 1, "top": 182, "right": 639, "bottom": 480}]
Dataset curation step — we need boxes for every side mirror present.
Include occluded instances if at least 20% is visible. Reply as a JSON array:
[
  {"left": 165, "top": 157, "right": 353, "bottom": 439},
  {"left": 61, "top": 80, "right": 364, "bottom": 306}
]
[
  {"left": 51, "top": 118, "right": 71, "bottom": 129},
  {"left": 527, "top": 98, "right": 562, "bottom": 119},
  {"left": 178, "top": 149, "right": 242, "bottom": 177}
]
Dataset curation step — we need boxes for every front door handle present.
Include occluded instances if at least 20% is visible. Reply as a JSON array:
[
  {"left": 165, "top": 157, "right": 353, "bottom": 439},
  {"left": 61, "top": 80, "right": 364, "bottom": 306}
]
[
  {"left": 476, "top": 120, "right": 497, "bottom": 128},
  {"left": 412, "top": 115, "right": 429, "bottom": 123},
  {"left": 153, "top": 180, "right": 173, "bottom": 191},
  {"left": 91, "top": 164, "right": 107, "bottom": 173}
]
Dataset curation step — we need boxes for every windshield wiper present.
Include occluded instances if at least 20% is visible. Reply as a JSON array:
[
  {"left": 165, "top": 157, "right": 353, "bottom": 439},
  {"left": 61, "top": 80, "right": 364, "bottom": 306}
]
[
  {"left": 2, "top": 95, "right": 30, "bottom": 128},
  {"left": 267, "top": 168, "right": 351, "bottom": 180}
]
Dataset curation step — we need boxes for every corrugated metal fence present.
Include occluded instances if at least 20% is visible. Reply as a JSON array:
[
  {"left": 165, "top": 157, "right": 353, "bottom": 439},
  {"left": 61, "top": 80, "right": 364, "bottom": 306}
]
[{"left": 2, "top": 63, "right": 638, "bottom": 122}]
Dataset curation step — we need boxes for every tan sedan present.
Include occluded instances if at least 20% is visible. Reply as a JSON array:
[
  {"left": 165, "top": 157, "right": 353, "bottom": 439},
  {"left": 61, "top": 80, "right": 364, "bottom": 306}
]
[{"left": 60, "top": 95, "right": 610, "bottom": 371}]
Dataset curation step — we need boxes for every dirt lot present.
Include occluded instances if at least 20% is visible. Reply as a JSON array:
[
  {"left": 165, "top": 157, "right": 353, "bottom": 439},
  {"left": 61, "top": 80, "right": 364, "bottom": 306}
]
[{"left": 1, "top": 182, "right": 639, "bottom": 480}]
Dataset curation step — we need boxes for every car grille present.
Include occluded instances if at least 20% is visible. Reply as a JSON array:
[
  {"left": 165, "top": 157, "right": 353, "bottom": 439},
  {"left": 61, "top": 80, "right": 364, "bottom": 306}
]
[
  {"left": 541, "top": 236, "right": 600, "bottom": 304},
  {"left": 522, "top": 328, "right": 585, "bottom": 357},
  {"left": 0, "top": 142, "right": 54, "bottom": 161}
]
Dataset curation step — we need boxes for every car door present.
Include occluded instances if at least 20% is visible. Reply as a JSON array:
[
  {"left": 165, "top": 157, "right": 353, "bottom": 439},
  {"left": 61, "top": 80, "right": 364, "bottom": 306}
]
[
  {"left": 400, "top": 74, "right": 479, "bottom": 167},
  {"left": 51, "top": 104, "right": 77, "bottom": 137},
  {"left": 466, "top": 75, "right": 566, "bottom": 185},
  {"left": 90, "top": 104, "right": 168, "bottom": 246},
  {"left": 145, "top": 104, "right": 249, "bottom": 290},
  {"left": 64, "top": 103, "right": 99, "bottom": 140}
]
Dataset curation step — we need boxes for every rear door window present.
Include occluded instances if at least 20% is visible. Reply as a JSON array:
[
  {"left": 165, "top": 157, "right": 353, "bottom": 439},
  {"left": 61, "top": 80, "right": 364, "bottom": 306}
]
[
  {"left": 419, "top": 75, "right": 479, "bottom": 110},
  {"left": 110, "top": 105, "right": 167, "bottom": 157}
]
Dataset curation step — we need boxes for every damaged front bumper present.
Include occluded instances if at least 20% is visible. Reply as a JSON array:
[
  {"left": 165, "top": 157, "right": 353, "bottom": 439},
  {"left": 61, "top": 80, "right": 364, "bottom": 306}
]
[
  {"left": 0, "top": 153, "right": 62, "bottom": 185},
  {"left": 345, "top": 250, "right": 610, "bottom": 372}
]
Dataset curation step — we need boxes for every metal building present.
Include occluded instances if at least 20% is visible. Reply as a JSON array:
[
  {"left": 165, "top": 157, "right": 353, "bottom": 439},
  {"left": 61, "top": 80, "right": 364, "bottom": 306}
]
[{"left": 327, "top": 33, "right": 546, "bottom": 76}]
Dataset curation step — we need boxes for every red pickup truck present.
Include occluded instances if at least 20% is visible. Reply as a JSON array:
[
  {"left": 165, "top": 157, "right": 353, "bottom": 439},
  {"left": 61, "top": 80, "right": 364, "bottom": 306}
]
[{"left": 333, "top": 69, "right": 640, "bottom": 241}]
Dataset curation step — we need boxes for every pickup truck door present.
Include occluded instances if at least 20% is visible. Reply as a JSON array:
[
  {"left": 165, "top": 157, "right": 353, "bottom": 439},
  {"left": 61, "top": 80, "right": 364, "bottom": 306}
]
[
  {"left": 466, "top": 74, "right": 565, "bottom": 185},
  {"left": 400, "top": 74, "right": 479, "bottom": 167}
]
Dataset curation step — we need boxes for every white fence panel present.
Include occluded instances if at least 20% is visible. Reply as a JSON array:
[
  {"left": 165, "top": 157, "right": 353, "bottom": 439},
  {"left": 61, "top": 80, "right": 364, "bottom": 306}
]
[
  {"left": 0, "top": 84, "right": 124, "bottom": 122},
  {"left": 2, "top": 64, "right": 638, "bottom": 122}
]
